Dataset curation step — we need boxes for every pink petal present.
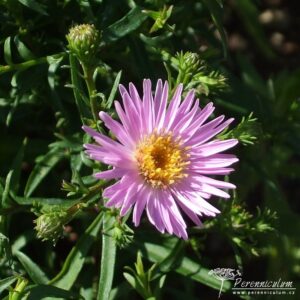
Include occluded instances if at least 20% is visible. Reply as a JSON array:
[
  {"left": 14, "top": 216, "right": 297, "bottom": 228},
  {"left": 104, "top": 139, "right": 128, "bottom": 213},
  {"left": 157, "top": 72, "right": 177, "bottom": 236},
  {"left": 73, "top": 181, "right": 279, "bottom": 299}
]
[
  {"left": 94, "top": 168, "right": 127, "bottom": 179},
  {"left": 164, "top": 84, "right": 183, "bottom": 130},
  {"left": 155, "top": 81, "right": 169, "bottom": 130},
  {"left": 120, "top": 181, "right": 142, "bottom": 216},
  {"left": 132, "top": 185, "right": 149, "bottom": 226},
  {"left": 194, "top": 139, "right": 238, "bottom": 157},
  {"left": 99, "top": 111, "right": 134, "bottom": 148}
]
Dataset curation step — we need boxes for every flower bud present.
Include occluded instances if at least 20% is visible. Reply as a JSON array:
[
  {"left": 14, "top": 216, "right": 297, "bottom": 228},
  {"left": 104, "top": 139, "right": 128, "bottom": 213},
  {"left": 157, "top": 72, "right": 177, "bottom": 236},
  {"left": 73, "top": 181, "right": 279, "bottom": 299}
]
[
  {"left": 184, "top": 52, "right": 199, "bottom": 66},
  {"left": 66, "top": 24, "right": 101, "bottom": 65},
  {"left": 34, "top": 211, "right": 68, "bottom": 244},
  {"left": 183, "top": 52, "right": 201, "bottom": 72},
  {"left": 112, "top": 222, "right": 134, "bottom": 249}
]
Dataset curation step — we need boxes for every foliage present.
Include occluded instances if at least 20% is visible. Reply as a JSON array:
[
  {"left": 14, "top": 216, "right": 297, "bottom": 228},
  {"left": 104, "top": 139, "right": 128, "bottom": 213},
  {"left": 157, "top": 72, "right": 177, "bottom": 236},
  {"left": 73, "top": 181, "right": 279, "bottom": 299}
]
[{"left": 0, "top": 0, "right": 299, "bottom": 299}]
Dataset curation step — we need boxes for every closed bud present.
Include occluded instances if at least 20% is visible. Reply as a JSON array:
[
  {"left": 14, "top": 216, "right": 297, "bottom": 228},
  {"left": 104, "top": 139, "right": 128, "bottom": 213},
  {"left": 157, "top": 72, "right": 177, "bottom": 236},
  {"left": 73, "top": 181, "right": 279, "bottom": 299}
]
[
  {"left": 34, "top": 211, "right": 68, "bottom": 244},
  {"left": 184, "top": 52, "right": 200, "bottom": 66},
  {"left": 66, "top": 24, "right": 101, "bottom": 65},
  {"left": 113, "top": 222, "right": 134, "bottom": 249},
  {"left": 184, "top": 52, "right": 200, "bottom": 69}
]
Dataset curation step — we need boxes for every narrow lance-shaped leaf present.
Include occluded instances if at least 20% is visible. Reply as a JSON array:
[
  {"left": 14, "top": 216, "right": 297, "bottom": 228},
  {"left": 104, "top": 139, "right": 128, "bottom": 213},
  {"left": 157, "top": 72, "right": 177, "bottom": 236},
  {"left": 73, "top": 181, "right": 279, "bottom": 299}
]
[
  {"left": 158, "top": 239, "right": 185, "bottom": 273},
  {"left": 139, "top": 242, "right": 232, "bottom": 292},
  {"left": 2, "top": 138, "right": 27, "bottom": 208},
  {"left": 14, "top": 250, "right": 49, "bottom": 284},
  {"left": 12, "top": 230, "right": 35, "bottom": 253},
  {"left": 24, "top": 147, "right": 65, "bottom": 197},
  {"left": 102, "top": 6, "right": 148, "bottom": 44},
  {"left": 17, "top": 0, "right": 48, "bottom": 15},
  {"left": 0, "top": 276, "right": 18, "bottom": 295},
  {"left": 49, "top": 212, "right": 103, "bottom": 289},
  {"left": 14, "top": 36, "right": 35, "bottom": 60},
  {"left": 97, "top": 213, "right": 117, "bottom": 300},
  {"left": 47, "top": 54, "right": 66, "bottom": 114},
  {"left": 26, "top": 284, "right": 83, "bottom": 300},
  {"left": 4, "top": 37, "right": 13, "bottom": 65},
  {"left": 14, "top": 196, "right": 79, "bottom": 207},
  {"left": 123, "top": 272, "right": 147, "bottom": 299},
  {"left": 5, "top": 93, "right": 21, "bottom": 126},
  {"left": 106, "top": 70, "right": 122, "bottom": 109},
  {"left": 69, "top": 53, "right": 91, "bottom": 123},
  {"left": 203, "top": 0, "right": 228, "bottom": 58}
]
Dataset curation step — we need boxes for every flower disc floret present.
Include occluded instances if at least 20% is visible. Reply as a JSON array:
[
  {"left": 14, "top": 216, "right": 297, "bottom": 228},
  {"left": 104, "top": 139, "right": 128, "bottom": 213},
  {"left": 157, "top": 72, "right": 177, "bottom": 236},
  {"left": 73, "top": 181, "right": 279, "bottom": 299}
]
[{"left": 135, "top": 131, "right": 189, "bottom": 188}]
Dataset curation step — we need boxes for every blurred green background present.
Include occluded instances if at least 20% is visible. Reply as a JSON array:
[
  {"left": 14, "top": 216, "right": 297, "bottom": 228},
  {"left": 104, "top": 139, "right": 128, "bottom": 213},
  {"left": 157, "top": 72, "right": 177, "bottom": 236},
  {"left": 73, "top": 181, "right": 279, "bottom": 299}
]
[{"left": 0, "top": 0, "right": 299, "bottom": 299}]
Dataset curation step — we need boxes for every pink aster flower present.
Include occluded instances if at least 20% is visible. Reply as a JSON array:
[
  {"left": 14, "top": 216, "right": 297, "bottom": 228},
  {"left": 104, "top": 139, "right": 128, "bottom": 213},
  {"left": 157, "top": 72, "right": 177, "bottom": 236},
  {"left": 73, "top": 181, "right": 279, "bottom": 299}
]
[{"left": 83, "top": 79, "right": 238, "bottom": 239}]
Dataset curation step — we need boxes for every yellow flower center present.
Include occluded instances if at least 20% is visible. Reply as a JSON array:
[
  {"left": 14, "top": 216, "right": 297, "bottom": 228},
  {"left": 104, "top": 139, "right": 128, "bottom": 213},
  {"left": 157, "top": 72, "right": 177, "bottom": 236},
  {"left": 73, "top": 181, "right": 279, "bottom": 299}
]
[{"left": 135, "top": 132, "right": 189, "bottom": 188}]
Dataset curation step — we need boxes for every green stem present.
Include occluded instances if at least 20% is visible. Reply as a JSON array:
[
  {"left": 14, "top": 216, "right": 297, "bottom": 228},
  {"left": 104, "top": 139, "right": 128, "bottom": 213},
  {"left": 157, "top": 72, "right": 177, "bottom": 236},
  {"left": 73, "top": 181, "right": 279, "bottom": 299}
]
[
  {"left": 69, "top": 54, "right": 91, "bottom": 123},
  {"left": 82, "top": 63, "right": 98, "bottom": 122},
  {"left": 97, "top": 212, "right": 117, "bottom": 300},
  {"left": 0, "top": 53, "right": 65, "bottom": 75},
  {"left": 9, "top": 277, "right": 28, "bottom": 300}
]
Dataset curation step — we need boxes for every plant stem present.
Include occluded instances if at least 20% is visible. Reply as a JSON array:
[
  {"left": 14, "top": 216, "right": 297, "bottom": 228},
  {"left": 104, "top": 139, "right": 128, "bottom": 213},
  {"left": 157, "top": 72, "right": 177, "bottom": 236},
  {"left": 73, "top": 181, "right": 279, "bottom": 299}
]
[
  {"left": 82, "top": 63, "right": 98, "bottom": 122},
  {"left": 97, "top": 212, "right": 117, "bottom": 300},
  {"left": 69, "top": 54, "right": 92, "bottom": 123},
  {"left": 0, "top": 53, "right": 65, "bottom": 75},
  {"left": 9, "top": 277, "right": 28, "bottom": 300}
]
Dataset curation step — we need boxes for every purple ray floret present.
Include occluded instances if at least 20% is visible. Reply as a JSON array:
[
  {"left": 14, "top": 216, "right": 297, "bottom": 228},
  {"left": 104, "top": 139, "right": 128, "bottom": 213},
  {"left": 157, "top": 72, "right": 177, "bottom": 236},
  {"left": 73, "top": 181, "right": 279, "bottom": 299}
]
[{"left": 83, "top": 79, "right": 238, "bottom": 239}]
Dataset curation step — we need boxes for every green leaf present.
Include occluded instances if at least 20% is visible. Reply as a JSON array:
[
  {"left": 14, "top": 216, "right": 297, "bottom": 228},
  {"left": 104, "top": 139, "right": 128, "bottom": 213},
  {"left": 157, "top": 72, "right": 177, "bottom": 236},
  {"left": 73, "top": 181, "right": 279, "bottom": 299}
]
[
  {"left": 69, "top": 53, "right": 91, "bottom": 123},
  {"left": 214, "top": 97, "right": 249, "bottom": 115},
  {"left": 24, "top": 147, "right": 65, "bottom": 197},
  {"left": 139, "top": 30, "right": 173, "bottom": 47},
  {"left": 0, "top": 276, "right": 17, "bottom": 295},
  {"left": 51, "top": 133, "right": 82, "bottom": 152},
  {"left": 12, "top": 230, "right": 35, "bottom": 253},
  {"left": 14, "top": 197, "right": 78, "bottom": 207},
  {"left": 0, "top": 180, "right": 4, "bottom": 196},
  {"left": 49, "top": 213, "right": 103, "bottom": 289},
  {"left": 203, "top": 0, "right": 228, "bottom": 58},
  {"left": 140, "top": 242, "right": 231, "bottom": 292},
  {"left": 2, "top": 138, "right": 27, "bottom": 208},
  {"left": 158, "top": 239, "right": 185, "bottom": 273},
  {"left": 15, "top": 250, "right": 49, "bottom": 284},
  {"left": 145, "top": 5, "right": 173, "bottom": 33},
  {"left": 47, "top": 54, "right": 66, "bottom": 114},
  {"left": 6, "top": 94, "right": 21, "bottom": 126},
  {"left": 0, "top": 231, "right": 12, "bottom": 264},
  {"left": 17, "top": 0, "right": 48, "bottom": 15},
  {"left": 154, "top": 274, "right": 167, "bottom": 298},
  {"left": 106, "top": 70, "right": 122, "bottom": 109},
  {"left": 2, "top": 171, "right": 14, "bottom": 208},
  {"left": 79, "top": 266, "right": 95, "bottom": 300},
  {"left": 26, "top": 284, "right": 82, "bottom": 300},
  {"left": 14, "top": 36, "right": 35, "bottom": 61},
  {"left": 102, "top": 6, "right": 148, "bottom": 44},
  {"left": 123, "top": 272, "right": 147, "bottom": 299},
  {"left": 4, "top": 37, "right": 13, "bottom": 65},
  {"left": 109, "top": 281, "right": 132, "bottom": 300},
  {"left": 97, "top": 213, "right": 117, "bottom": 300}
]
